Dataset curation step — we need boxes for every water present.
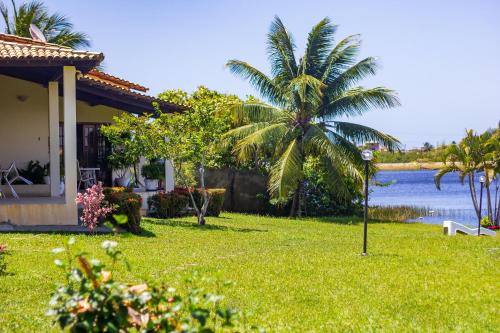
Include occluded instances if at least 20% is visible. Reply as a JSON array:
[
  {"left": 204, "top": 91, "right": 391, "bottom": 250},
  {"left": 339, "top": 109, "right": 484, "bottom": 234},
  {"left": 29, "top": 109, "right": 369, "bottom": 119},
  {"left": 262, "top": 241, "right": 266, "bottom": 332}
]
[{"left": 370, "top": 170, "right": 482, "bottom": 226}]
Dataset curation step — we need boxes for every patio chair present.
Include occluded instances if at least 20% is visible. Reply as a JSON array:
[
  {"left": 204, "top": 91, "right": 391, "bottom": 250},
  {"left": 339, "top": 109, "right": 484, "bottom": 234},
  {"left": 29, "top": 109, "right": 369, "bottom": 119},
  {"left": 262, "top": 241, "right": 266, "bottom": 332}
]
[
  {"left": 1, "top": 162, "right": 33, "bottom": 199},
  {"left": 77, "top": 161, "right": 96, "bottom": 190},
  {"left": 443, "top": 220, "right": 496, "bottom": 236}
]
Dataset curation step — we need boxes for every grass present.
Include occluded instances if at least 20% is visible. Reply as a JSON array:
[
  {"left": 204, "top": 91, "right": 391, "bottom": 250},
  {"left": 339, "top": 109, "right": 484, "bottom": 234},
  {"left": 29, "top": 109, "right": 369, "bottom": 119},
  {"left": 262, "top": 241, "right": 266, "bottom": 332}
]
[
  {"left": 0, "top": 213, "right": 499, "bottom": 332},
  {"left": 369, "top": 205, "right": 428, "bottom": 222}
]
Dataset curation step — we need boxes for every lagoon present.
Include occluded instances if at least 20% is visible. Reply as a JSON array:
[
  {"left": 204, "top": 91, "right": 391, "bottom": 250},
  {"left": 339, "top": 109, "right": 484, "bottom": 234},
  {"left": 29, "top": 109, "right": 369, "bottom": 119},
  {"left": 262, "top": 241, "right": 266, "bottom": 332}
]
[{"left": 370, "top": 170, "right": 480, "bottom": 226}]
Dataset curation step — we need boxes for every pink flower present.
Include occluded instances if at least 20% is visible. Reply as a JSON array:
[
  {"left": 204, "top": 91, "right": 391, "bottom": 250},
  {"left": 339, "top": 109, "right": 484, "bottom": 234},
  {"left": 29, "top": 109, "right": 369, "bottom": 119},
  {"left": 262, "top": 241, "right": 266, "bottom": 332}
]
[{"left": 75, "top": 184, "right": 112, "bottom": 231}]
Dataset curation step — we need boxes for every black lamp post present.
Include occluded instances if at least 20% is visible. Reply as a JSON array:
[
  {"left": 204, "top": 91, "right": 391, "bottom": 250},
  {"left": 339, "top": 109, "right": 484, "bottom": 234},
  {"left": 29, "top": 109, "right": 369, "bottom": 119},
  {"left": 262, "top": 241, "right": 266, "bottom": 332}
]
[
  {"left": 361, "top": 149, "right": 373, "bottom": 256},
  {"left": 478, "top": 175, "right": 486, "bottom": 236}
]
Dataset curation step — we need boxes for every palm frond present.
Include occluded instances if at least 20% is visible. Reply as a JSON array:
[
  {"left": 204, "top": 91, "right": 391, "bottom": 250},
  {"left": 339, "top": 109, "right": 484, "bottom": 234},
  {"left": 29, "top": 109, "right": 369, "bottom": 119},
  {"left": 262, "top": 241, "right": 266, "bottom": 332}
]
[
  {"left": 318, "top": 156, "right": 355, "bottom": 201},
  {"left": 0, "top": 2, "right": 11, "bottom": 34},
  {"left": 269, "top": 139, "right": 303, "bottom": 199},
  {"left": 48, "top": 29, "right": 91, "bottom": 48},
  {"left": 226, "top": 60, "right": 283, "bottom": 106},
  {"left": 230, "top": 101, "right": 286, "bottom": 126},
  {"left": 321, "top": 34, "right": 361, "bottom": 83},
  {"left": 322, "top": 86, "right": 400, "bottom": 118},
  {"left": 300, "top": 17, "right": 337, "bottom": 76},
  {"left": 327, "top": 121, "right": 401, "bottom": 151},
  {"left": 434, "top": 165, "right": 460, "bottom": 190},
  {"left": 234, "top": 122, "right": 290, "bottom": 161},
  {"left": 286, "top": 74, "right": 326, "bottom": 112},
  {"left": 326, "top": 57, "right": 379, "bottom": 96},
  {"left": 304, "top": 124, "right": 363, "bottom": 182},
  {"left": 267, "top": 16, "right": 298, "bottom": 81}
]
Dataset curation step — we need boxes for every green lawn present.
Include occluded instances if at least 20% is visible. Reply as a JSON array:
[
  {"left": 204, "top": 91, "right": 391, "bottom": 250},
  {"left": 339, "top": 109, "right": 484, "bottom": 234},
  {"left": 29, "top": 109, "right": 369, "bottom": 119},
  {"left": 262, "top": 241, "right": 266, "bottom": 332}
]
[{"left": 0, "top": 213, "right": 499, "bottom": 332}]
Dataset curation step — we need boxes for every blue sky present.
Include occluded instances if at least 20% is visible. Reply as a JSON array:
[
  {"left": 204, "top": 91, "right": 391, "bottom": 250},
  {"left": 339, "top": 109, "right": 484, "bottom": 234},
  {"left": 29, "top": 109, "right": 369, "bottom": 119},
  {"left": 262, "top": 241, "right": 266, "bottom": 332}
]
[{"left": 34, "top": 1, "right": 500, "bottom": 147}]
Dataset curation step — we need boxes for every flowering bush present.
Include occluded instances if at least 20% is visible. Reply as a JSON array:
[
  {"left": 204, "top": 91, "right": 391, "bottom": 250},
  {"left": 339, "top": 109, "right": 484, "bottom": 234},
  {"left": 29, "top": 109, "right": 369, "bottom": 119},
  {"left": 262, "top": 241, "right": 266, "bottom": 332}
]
[
  {"left": 48, "top": 239, "right": 255, "bottom": 332},
  {"left": 0, "top": 244, "right": 7, "bottom": 276},
  {"left": 75, "top": 183, "right": 112, "bottom": 231}
]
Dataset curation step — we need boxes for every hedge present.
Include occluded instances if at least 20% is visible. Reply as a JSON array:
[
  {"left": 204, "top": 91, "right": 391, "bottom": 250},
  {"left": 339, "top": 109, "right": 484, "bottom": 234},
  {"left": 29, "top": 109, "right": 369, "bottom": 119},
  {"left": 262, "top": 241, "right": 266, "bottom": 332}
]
[
  {"left": 148, "top": 191, "right": 189, "bottom": 218},
  {"left": 103, "top": 187, "right": 142, "bottom": 234}
]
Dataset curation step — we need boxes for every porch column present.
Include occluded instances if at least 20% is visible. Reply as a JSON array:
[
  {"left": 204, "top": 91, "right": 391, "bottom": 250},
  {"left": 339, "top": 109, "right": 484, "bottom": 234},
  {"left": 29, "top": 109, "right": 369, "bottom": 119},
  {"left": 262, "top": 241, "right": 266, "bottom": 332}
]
[
  {"left": 63, "top": 66, "right": 77, "bottom": 207},
  {"left": 164, "top": 160, "right": 174, "bottom": 191},
  {"left": 48, "top": 81, "right": 60, "bottom": 197}
]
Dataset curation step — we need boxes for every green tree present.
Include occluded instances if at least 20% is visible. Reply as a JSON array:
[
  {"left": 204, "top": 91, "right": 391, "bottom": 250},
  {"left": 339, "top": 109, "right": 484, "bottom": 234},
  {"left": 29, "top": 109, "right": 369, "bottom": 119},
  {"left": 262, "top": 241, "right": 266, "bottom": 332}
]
[
  {"left": 0, "top": 0, "right": 90, "bottom": 48},
  {"left": 158, "top": 87, "right": 233, "bottom": 225},
  {"left": 225, "top": 17, "right": 400, "bottom": 217},
  {"left": 422, "top": 142, "right": 434, "bottom": 152},
  {"left": 435, "top": 128, "right": 500, "bottom": 226}
]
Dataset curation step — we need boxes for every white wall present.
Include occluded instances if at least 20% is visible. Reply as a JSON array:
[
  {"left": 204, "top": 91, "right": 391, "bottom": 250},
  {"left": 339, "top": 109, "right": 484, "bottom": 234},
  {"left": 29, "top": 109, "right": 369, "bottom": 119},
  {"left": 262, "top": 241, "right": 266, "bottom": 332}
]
[{"left": 0, "top": 74, "right": 176, "bottom": 190}]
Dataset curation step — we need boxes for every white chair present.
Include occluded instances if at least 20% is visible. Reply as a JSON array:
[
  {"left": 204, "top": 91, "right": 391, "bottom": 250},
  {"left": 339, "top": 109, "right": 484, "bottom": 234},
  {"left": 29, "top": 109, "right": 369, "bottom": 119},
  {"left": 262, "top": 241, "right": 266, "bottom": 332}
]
[
  {"left": 77, "top": 161, "right": 97, "bottom": 190},
  {"left": 1, "top": 162, "right": 33, "bottom": 199},
  {"left": 443, "top": 220, "right": 496, "bottom": 236}
]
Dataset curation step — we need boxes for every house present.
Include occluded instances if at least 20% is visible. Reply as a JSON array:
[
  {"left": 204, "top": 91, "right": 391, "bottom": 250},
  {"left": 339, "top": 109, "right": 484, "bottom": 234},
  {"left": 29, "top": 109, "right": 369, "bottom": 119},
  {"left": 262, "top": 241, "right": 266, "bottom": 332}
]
[{"left": 0, "top": 33, "right": 182, "bottom": 226}]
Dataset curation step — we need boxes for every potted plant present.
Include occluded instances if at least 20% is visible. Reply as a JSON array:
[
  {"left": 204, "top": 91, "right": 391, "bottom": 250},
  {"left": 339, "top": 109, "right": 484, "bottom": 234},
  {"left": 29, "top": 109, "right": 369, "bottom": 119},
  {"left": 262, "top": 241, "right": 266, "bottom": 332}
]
[
  {"left": 141, "top": 161, "right": 164, "bottom": 191},
  {"left": 108, "top": 154, "right": 132, "bottom": 187}
]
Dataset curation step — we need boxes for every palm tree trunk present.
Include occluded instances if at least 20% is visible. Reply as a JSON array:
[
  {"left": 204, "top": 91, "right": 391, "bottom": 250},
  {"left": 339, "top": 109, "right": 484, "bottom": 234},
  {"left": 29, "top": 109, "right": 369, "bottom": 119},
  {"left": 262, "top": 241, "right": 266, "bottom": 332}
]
[
  {"left": 289, "top": 190, "right": 298, "bottom": 217},
  {"left": 485, "top": 176, "right": 493, "bottom": 223},
  {"left": 297, "top": 180, "right": 304, "bottom": 218},
  {"left": 468, "top": 173, "right": 480, "bottom": 220}
]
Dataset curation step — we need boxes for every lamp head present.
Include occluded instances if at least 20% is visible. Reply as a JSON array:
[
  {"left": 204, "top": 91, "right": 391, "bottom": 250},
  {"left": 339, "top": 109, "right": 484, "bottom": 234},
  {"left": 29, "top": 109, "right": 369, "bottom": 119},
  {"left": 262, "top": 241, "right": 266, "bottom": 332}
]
[
  {"left": 361, "top": 149, "right": 374, "bottom": 161},
  {"left": 479, "top": 176, "right": 486, "bottom": 184}
]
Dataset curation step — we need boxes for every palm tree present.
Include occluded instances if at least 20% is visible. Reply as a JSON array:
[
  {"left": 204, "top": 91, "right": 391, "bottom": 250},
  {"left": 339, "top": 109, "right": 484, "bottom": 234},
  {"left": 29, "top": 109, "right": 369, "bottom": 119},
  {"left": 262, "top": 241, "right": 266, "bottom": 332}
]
[
  {"left": 435, "top": 129, "right": 500, "bottom": 226},
  {"left": 225, "top": 17, "right": 401, "bottom": 217},
  {"left": 0, "top": 0, "right": 90, "bottom": 48}
]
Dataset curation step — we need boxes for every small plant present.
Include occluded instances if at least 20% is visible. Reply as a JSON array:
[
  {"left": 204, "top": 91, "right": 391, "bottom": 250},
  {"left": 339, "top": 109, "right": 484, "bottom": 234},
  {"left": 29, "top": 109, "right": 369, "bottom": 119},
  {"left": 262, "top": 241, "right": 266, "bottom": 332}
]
[
  {"left": 48, "top": 239, "right": 254, "bottom": 332},
  {"left": 480, "top": 216, "right": 493, "bottom": 228},
  {"left": 0, "top": 244, "right": 7, "bottom": 276},
  {"left": 19, "top": 160, "right": 45, "bottom": 184},
  {"left": 141, "top": 162, "right": 165, "bottom": 180},
  {"left": 75, "top": 183, "right": 112, "bottom": 231}
]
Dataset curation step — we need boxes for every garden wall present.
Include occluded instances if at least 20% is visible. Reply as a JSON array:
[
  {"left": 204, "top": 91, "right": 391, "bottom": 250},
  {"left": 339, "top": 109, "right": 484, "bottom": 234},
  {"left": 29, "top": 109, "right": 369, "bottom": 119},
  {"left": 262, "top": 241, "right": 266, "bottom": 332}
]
[{"left": 204, "top": 168, "right": 269, "bottom": 213}]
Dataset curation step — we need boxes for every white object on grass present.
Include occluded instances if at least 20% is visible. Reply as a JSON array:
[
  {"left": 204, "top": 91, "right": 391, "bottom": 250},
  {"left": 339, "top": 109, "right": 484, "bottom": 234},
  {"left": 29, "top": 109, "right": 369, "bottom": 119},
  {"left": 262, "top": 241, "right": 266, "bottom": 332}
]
[{"left": 443, "top": 220, "right": 496, "bottom": 236}]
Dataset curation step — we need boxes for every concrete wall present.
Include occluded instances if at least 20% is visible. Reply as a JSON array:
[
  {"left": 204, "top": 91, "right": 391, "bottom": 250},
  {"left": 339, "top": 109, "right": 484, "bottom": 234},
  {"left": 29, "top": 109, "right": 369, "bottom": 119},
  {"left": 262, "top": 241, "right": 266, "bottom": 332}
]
[{"left": 204, "top": 168, "right": 269, "bottom": 213}]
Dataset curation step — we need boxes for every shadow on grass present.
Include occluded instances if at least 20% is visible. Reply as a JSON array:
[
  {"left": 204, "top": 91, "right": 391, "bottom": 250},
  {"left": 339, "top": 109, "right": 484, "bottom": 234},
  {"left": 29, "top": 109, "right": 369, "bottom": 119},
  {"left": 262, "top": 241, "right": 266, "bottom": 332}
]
[{"left": 143, "top": 218, "right": 267, "bottom": 233}]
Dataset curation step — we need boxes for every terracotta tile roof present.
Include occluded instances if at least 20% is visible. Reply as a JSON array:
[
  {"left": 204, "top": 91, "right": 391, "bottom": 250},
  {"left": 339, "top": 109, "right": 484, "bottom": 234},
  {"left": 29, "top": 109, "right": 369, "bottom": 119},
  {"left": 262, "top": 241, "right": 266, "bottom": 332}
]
[
  {"left": 0, "top": 33, "right": 183, "bottom": 114},
  {"left": 86, "top": 69, "right": 148, "bottom": 92},
  {"left": 0, "top": 33, "right": 103, "bottom": 64}
]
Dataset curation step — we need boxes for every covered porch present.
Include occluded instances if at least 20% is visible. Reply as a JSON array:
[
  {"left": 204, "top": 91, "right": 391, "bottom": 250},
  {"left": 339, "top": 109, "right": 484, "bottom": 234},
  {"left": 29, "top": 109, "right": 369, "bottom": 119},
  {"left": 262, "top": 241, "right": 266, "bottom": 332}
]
[{"left": 0, "top": 34, "right": 179, "bottom": 226}]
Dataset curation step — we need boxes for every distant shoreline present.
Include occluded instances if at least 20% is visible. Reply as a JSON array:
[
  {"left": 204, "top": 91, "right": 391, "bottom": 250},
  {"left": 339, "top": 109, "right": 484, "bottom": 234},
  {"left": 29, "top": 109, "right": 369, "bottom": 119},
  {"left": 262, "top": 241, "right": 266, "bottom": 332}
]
[{"left": 377, "top": 162, "right": 444, "bottom": 171}]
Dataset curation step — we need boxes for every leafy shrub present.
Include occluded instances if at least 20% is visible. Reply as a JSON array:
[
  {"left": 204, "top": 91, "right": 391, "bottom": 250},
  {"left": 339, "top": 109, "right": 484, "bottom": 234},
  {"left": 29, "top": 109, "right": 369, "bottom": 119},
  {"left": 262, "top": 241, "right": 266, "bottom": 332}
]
[
  {"left": 48, "top": 239, "right": 253, "bottom": 332},
  {"left": 303, "top": 157, "right": 362, "bottom": 216},
  {"left": 192, "top": 188, "right": 226, "bottom": 217},
  {"left": 148, "top": 191, "right": 189, "bottom": 218},
  {"left": 480, "top": 216, "right": 493, "bottom": 228},
  {"left": 0, "top": 244, "right": 7, "bottom": 276},
  {"left": 141, "top": 162, "right": 165, "bottom": 180},
  {"left": 104, "top": 188, "right": 142, "bottom": 234}
]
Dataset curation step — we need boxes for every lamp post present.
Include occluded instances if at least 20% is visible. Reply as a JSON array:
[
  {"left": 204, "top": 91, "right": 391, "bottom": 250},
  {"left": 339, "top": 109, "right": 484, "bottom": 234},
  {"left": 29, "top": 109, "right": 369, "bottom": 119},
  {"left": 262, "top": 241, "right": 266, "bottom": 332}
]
[
  {"left": 361, "top": 149, "right": 373, "bottom": 255},
  {"left": 478, "top": 175, "right": 486, "bottom": 236}
]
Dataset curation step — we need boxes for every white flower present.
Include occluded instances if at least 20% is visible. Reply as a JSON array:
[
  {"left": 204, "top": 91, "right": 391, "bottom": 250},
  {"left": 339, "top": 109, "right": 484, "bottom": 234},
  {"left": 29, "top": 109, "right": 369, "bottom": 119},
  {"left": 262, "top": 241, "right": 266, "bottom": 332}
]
[
  {"left": 51, "top": 247, "right": 65, "bottom": 254},
  {"left": 68, "top": 237, "right": 76, "bottom": 245},
  {"left": 54, "top": 259, "right": 64, "bottom": 267},
  {"left": 101, "top": 240, "right": 118, "bottom": 250}
]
